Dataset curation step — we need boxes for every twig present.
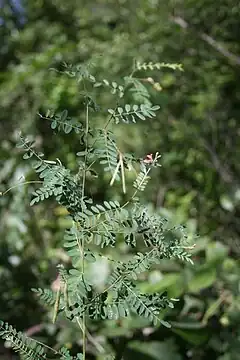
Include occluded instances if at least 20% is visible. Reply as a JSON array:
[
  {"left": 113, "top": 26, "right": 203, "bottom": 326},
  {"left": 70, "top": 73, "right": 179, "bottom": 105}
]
[
  {"left": 171, "top": 16, "right": 240, "bottom": 66},
  {"left": 201, "top": 141, "right": 234, "bottom": 184}
]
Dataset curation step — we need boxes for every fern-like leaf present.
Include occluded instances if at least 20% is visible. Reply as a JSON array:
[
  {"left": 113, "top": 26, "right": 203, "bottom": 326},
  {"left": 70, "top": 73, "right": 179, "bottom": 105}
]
[
  {"left": 31, "top": 288, "right": 56, "bottom": 306},
  {"left": 61, "top": 62, "right": 96, "bottom": 83},
  {"left": 39, "top": 109, "right": 83, "bottom": 134},
  {"left": 124, "top": 76, "right": 152, "bottom": 105},
  {"left": 108, "top": 104, "right": 160, "bottom": 124},
  {"left": 94, "top": 129, "right": 119, "bottom": 177},
  {"left": 136, "top": 61, "right": 183, "bottom": 72},
  {"left": 94, "top": 79, "right": 124, "bottom": 98},
  {"left": 0, "top": 321, "right": 47, "bottom": 359},
  {"left": 124, "top": 284, "right": 171, "bottom": 327}
]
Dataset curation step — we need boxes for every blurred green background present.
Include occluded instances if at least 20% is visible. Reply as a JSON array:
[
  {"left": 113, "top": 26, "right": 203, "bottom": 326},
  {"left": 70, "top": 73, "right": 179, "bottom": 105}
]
[{"left": 0, "top": 0, "right": 240, "bottom": 359}]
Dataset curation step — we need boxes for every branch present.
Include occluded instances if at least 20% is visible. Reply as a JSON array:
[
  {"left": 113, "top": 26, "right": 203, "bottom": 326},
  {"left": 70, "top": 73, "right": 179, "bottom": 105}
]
[
  {"left": 171, "top": 16, "right": 240, "bottom": 66},
  {"left": 25, "top": 324, "right": 43, "bottom": 337},
  {"left": 202, "top": 141, "right": 234, "bottom": 184}
]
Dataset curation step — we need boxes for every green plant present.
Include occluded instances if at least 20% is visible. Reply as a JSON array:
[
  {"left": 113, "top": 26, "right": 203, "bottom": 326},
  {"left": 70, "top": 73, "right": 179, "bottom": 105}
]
[{"left": 0, "top": 60, "right": 193, "bottom": 360}]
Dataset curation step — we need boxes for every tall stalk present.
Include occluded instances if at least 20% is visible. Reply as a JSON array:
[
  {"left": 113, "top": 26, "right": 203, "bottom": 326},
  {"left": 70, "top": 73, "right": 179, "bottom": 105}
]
[{"left": 81, "top": 102, "right": 89, "bottom": 360}]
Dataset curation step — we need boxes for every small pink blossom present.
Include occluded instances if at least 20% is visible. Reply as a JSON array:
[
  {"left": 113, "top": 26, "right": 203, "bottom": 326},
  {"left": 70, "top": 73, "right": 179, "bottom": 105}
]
[
  {"left": 51, "top": 274, "right": 61, "bottom": 291},
  {"left": 143, "top": 153, "right": 153, "bottom": 164}
]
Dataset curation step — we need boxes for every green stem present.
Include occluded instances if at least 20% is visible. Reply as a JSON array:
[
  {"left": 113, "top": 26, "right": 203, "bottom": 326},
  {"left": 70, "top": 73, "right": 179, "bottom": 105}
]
[
  {"left": 1, "top": 181, "right": 43, "bottom": 196},
  {"left": 81, "top": 103, "right": 89, "bottom": 360},
  {"left": 82, "top": 313, "right": 86, "bottom": 360},
  {"left": 82, "top": 103, "right": 89, "bottom": 201},
  {"left": 76, "top": 317, "right": 105, "bottom": 354}
]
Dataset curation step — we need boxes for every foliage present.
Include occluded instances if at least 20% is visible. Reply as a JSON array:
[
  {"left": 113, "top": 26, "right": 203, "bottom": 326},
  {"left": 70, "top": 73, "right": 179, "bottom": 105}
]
[
  {"left": 0, "top": 321, "right": 47, "bottom": 360},
  {"left": 0, "top": 62, "right": 194, "bottom": 359}
]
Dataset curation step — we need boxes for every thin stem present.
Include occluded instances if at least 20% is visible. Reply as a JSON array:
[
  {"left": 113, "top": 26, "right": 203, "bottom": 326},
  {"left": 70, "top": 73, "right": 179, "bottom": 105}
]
[
  {"left": 25, "top": 337, "right": 64, "bottom": 358},
  {"left": 1, "top": 181, "right": 43, "bottom": 196},
  {"left": 122, "top": 166, "right": 152, "bottom": 209},
  {"left": 81, "top": 103, "right": 89, "bottom": 360},
  {"left": 76, "top": 317, "right": 84, "bottom": 332},
  {"left": 76, "top": 222, "right": 84, "bottom": 259},
  {"left": 82, "top": 104, "right": 89, "bottom": 201},
  {"left": 76, "top": 66, "right": 139, "bottom": 358},
  {"left": 76, "top": 317, "right": 105, "bottom": 354},
  {"left": 82, "top": 313, "right": 86, "bottom": 360},
  {"left": 38, "top": 113, "right": 81, "bottom": 132},
  {"left": 86, "top": 66, "right": 137, "bottom": 171},
  {"left": 88, "top": 107, "right": 117, "bottom": 155}
]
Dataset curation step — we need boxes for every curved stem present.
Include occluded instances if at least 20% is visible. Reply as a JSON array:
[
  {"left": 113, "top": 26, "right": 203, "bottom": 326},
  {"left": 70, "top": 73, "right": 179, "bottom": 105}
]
[{"left": 1, "top": 181, "right": 43, "bottom": 196}]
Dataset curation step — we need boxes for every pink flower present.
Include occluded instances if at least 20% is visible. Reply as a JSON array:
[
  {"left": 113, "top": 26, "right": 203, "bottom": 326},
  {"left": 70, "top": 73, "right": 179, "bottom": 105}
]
[
  {"left": 51, "top": 274, "right": 61, "bottom": 291},
  {"left": 143, "top": 153, "right": 153, "bottom": 164}
]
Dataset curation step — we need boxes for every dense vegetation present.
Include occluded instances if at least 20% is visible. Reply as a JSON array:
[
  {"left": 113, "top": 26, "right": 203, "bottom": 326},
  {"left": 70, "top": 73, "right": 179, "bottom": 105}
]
[{"left": 0, "top": 0, "right": 240, "bottom": 359}]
